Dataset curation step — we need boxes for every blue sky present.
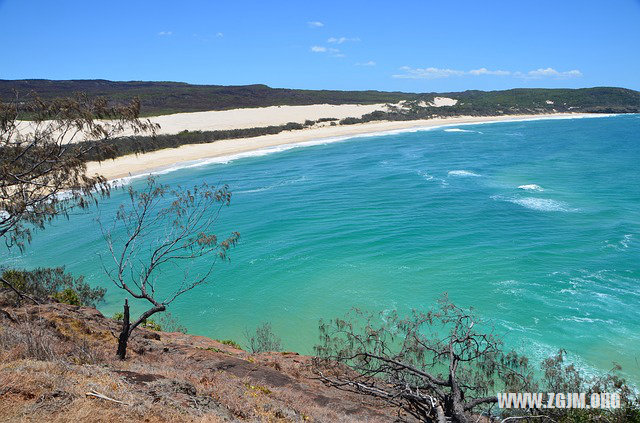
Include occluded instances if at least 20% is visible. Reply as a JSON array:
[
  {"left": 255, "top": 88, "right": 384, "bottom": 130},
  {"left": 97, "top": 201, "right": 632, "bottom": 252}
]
[{"left": 1, "top": 0, "right": 639, "bottom": 92}]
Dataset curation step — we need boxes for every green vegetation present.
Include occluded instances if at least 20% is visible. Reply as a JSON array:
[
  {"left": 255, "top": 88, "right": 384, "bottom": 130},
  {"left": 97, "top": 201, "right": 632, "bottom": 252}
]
[
  {"left": 101, "top": 178, "right": 238, "bottom": 360},
  {"left": 244, "top": 322, "right": 282, "bottom": 353},
  {"left": 141, "top": 319, "right": 162, "bottom": 331},
  {"left": 0, "top": 94, "right": 154, "bottom": 249},
  {"left": 78, "top": 121, "right": 308, "bottom": 162},
  {"left": 340, "top": 87, "right": 640, "bottom": 124},
  {"left": 217, "top": 339, "right": 243, "bottom": 350},
  {"left": 0, "top": 79, "right": 414, "bottom": 116},
  {"left": 51, "top": 288, "right": 83, "bottom": 306},
  {"left": 315, "top": 296, "right": 640, "bottom": 422},
  {"left": 0, "top": 267, "right": 105, "bottom": 307},
  {"left": 158, "top": 312, "right": 188, "bottom": 334},
  {"left": 2, "top": 80, "right": 638, "bottom": 117},
  {"left": 3, "top": 81, "right": 639, "bottom": 164},
  {"left": 73, "top": 85, "right": 640, "bottom": 163},
  {"left": 112, "top": 312, "right": 165, "bottom": 332}
]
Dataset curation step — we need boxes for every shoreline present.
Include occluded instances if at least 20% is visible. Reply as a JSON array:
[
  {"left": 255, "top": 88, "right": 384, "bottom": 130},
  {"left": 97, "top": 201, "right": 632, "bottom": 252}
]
[{"left": 86, "top": 113, "right": 607, "bottom": 181}]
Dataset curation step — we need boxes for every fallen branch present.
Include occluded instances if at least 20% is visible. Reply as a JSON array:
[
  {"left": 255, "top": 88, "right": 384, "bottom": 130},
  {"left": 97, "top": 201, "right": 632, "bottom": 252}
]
[
  {"left": 0, "top": 276, "right": 40, "bottom": 305},
  {"left": 85, "top": 390, "right": 129, "bottom": 405}
]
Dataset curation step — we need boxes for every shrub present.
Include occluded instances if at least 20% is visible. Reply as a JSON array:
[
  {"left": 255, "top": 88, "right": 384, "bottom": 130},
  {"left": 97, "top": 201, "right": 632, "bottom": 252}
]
[
  {"left": 245, "top": 322, "right": 282, "bottom": 353},
  {"left": 158, "top": 312, "right": 187, "bottom": 334},
  {"left": 1, "top": 267, "right": 105, "bottom": 307},
  {"left": 315, "top": 297, "right": 640, "bottom": 422},
  {"left": 217, "top": 339, "right": 242, "bottom": 350},
  {"left": 52, "top": 288, "right": 82, "bottom": 306},
  {"left": 141, "top": 319, "right": 162, "bottom": 331}
]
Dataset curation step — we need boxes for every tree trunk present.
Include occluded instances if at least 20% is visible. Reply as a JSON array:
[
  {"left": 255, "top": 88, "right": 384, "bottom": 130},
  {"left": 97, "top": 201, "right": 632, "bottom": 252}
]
[
  {"left": 449, "top": 376, "right": 469, "bottom": 423},
  {"left": 435, "top": 405, "right": 447, "bottom": 423},
  {"left": 116, "top": 299, "right": 130, "bottom": 360}
]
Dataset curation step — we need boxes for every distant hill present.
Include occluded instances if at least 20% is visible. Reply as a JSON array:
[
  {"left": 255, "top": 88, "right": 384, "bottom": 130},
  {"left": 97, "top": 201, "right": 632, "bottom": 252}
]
[
  {"left": 0, "top": 79, "right": 415, "bottom": 116},
  {"left": 1, "top": 79, "right": 639, "bottom": 116}
]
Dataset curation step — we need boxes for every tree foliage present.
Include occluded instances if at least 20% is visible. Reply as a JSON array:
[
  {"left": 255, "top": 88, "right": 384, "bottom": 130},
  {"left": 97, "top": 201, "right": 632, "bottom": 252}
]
[
  {"left": 314, "top": 295, "right": 640, "bottom": 422},
  {"left": 2, "top": 80, "right": 638, "bottom": 117},
  {"left": 101, "top": 177, "right": 239, "bottom": 359},
  {"left": 0, "top": 267, "right": 105, "bottom": 307},
  {"left": 245, "top": 322, "right": 282, "bottom": 353},
  {"left": 0, "top": 93, "right": 156, "bottom": 250}
]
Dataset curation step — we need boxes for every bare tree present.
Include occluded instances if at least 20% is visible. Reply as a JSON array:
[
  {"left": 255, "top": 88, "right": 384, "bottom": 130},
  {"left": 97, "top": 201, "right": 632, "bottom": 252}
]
[
  {"left": 101, "top": 177, "right": 239, "bottom": 359},
  {"left": 0, "top": 93, "right": 157, "bottom": 250},
  {"left": 314, "top": 295, "right": 534, "bottom": 423}
]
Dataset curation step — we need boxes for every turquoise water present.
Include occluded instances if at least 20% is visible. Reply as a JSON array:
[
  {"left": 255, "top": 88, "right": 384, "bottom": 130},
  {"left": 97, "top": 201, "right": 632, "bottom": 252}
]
[{"left": 4, "top": 115, "right": 640, "bottom": 381}]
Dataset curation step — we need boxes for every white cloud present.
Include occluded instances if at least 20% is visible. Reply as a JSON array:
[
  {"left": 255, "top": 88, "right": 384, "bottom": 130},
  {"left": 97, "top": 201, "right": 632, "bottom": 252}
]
[
  {"left": 469, "top": 67, "right": 511, "bottom": 76},
  {"left": 310, "top": 46, "right": 341, "bottom": 56},
  {"left": 327, "top": 36, "right": 360, "bottom": 44},
  {"left": 158, "top": 31, "right": 173, "bottom": 36},
  {"left": 307, "top": 21, "right": 324, "bottom": 28},
  {"left": 393, "top": 66, "right": 465, "bottom": 79},
  {"left": 355, "top": 61, "right": 376, "bottom": 66},
  {"left": 393, "top": 66, "right": 582, "bottom": 79},
  {"left": 519, "top": 67, "right": 583, "bottom": 79}
]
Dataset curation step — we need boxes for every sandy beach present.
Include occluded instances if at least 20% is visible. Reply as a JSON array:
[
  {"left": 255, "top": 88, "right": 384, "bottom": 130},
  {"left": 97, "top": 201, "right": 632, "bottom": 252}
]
[{"left": 86, "top": 111, "right": 599, "bottom": 181}]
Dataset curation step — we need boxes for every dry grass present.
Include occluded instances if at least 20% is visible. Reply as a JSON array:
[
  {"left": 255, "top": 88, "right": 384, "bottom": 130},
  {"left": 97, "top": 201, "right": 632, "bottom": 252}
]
[{"left": 0, "top": 302, "right": 400, "bottom": 422}]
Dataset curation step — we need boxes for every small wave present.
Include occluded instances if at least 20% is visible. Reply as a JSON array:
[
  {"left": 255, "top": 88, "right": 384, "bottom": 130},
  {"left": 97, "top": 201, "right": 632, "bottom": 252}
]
[
  {"left": 448, "top": 170, "right": 481, "bottom": 177},
  {"left": 492, "top": 195, "right": 575, "bottom": 212},
  {"left": 106, "top": 114, "right": 617, "bottom": 185},
  {"left": 444, "top": 128, "right": 481, "bottom": 133},
  {"left": 494, "top": 279, "right": 519, "bottom": 287},
  {"left": 604, "top": 234, "right": 633, "bottom": 251},
  {"left": 416, "top": 170, "right": 435, "bottom": 181},
  {"left": 556, "top": 316, "right": 616, "bottom": 325},
  {"left": 518, "top": 184, "right": 544, "bottom": 191},
  {"left": 236, "top": 176, "right": 308, "bottom": 194},
  {"left": 415, "top": 170, "right": 448, "bottom": 187}
]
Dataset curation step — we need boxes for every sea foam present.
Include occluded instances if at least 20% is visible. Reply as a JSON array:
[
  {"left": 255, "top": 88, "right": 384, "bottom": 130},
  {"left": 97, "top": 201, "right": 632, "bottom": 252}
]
[
  {"left": 518, "top": 184, "right": 544, "bottom": 191},
  {"left": 492, "top": 195, "right": 575, "bottom": 212},
  {"left": 448, "top": 170, "right": 481, "bottom": 177},
  {"left": 443, "top": 128, "right": 481, "bottom": 133}
]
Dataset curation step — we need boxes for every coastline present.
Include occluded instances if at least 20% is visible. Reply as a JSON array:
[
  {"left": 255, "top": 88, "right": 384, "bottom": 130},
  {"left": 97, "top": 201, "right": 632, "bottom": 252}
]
[{"left": 86, "top": 113, "right": 605, "bottom": 181}]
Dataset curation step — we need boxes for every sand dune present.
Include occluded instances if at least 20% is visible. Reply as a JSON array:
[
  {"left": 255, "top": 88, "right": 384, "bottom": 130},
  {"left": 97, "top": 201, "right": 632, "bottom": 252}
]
[{"left": 135, "top": 103, "right": 391, "bottom": 135}]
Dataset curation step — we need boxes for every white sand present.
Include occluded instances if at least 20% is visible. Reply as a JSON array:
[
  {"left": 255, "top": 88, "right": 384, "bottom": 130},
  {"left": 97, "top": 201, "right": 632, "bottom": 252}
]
[
  {"left": 12, "top": 103, "right": 393, "bottom": 142},
  {"left": 86, "top": 112, "right": 598, "bottom": 181},
  {"left": 134, "top": 103, "right": 391, "bottom": 135},
  {"left": 430, "top": 97, "right": 458, "bottom": 107}
]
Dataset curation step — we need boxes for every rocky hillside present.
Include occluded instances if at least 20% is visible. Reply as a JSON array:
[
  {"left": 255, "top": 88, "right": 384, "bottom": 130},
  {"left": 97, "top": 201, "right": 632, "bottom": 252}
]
[{"left": 0, "top": 302, "right": 399, "bottom": 422}]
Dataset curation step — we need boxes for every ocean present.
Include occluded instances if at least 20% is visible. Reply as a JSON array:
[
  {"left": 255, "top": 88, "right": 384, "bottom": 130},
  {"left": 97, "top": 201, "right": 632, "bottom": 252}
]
[{"left": 5, "top": 114, "right": 639, "bottom": 381}]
